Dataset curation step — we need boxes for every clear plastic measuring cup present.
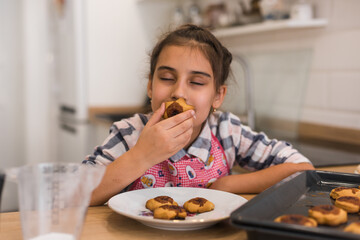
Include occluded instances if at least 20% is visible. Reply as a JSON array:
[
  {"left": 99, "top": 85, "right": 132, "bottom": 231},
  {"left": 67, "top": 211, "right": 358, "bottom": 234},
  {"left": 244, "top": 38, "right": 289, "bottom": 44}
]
[{"left": 7, "top": 162, "right": 105, "bottom": 240}]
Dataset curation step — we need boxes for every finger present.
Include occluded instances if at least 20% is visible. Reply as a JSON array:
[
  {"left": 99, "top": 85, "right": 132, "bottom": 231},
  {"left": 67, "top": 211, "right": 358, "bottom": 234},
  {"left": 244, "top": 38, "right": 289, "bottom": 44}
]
[
  {"left": 161, "top": 109, "right": 196, "bottom": 130},
  {"left": 163, "top": 126, "right": 193, "bottom": 156},
  {"left": 168, "top": 117, "right": 194, "bottom": 138},
  {"left": 173, "top": 123, "right": 193, "bottom": 147},
  {"left": 146, "top": 103, "right": 165, "bottom": 127}
]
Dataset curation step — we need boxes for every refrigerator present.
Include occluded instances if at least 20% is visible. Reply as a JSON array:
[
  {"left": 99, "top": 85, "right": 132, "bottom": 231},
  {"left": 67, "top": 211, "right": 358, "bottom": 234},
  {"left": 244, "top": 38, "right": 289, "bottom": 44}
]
[
  {"left": 53, "top": 0, "right": 91, "bottom": 163},
  {"left": 51, "top": 0, "right": 174, "bottom": 163}
]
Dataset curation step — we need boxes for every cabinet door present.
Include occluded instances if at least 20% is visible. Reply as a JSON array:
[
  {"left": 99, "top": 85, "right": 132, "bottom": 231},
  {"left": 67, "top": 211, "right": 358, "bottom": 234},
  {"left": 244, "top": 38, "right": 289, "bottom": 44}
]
[{"left": 86, "top": 0, "right": 149, "bottom": 107}]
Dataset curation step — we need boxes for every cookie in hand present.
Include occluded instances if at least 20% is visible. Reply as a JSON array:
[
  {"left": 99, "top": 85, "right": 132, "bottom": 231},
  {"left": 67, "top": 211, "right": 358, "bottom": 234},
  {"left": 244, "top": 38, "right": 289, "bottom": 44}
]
[{"left": 163, "top": 98, "right": 194, "bottom": 119}]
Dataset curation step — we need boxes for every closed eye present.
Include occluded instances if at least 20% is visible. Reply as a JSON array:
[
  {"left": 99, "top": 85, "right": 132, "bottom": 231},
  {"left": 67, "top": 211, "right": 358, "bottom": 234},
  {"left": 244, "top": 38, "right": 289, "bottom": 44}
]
[
  {"left": 190, "top": 81, "right": 204, "bottom": 86},
  {"left": 160, "top": 77, "right": 174, "bottom": 81}
]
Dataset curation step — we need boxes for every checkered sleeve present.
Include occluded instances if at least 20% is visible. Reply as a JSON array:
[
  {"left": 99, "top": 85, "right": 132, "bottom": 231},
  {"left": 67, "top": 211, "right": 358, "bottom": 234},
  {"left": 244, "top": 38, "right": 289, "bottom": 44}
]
[
  {"left": 82, "top": 113, "right": 149, "bottom": 166},
  {"left": 213, "top": 112, "right": 312, "bottom": 171}
]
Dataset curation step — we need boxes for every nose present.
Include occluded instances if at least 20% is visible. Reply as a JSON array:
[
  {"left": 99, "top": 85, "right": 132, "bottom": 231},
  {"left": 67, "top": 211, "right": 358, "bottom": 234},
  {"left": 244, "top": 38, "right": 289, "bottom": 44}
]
[{"left": 170, "top": 80, "right": 187, "bottom": 101}]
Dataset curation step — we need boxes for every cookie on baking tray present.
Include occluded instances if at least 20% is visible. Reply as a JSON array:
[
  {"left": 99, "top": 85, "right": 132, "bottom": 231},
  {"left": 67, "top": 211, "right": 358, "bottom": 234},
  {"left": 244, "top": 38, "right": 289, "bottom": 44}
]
[
  {"left": 145, "top": 196, "right": 178, "bottom": 211},
  {"left": 308, "top": 205, "right": 347, "bottom": 226},
  {"left": 274, "top": 214, "right": 317, "bottom": 227},
  {"left": 334, "top": 196, "right": 360, "bottom": 213},
  {"left": 344, "top": 222, "right": 360, "bottom": 234},
  {"left": 330, "top": 187, "right": 360, "bottom": 199},
  {"left": 153, "top": 205, "right": 187, "bottom": 220},
  {"left": 183, "top": 197, "right": 215, "bottom": 213}
]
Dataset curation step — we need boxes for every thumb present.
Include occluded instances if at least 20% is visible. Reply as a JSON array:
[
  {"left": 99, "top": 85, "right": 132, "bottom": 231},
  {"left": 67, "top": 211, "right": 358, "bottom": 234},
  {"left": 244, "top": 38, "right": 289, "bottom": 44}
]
[{"left": 146, "top": 102, "right": 165, "bottom": 127}]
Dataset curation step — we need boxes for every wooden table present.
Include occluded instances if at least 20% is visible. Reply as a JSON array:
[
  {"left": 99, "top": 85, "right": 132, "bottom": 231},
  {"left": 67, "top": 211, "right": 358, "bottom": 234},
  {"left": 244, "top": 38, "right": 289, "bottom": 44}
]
[{"left": 0, "top": 165, "right": 357, "bottom": 240}]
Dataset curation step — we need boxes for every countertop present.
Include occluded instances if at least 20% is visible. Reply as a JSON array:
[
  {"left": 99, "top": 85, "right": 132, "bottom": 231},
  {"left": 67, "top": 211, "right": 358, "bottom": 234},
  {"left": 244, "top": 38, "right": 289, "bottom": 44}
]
[{"left": 1, "top": 165, "right": 358, "bottom": 240}]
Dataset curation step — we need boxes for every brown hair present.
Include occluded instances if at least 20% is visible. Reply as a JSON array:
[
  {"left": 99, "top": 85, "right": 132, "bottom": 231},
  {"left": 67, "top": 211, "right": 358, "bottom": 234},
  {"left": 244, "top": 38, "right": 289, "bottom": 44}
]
[{"left": 149, "top": 24, "right": 232, "bottom": 92}]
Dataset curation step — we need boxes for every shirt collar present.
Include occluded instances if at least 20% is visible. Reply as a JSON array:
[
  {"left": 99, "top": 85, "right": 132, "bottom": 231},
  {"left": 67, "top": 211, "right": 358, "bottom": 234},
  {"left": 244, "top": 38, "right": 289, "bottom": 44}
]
[{"left": 169, "top": 118, "right": 213, "bottom": 163}]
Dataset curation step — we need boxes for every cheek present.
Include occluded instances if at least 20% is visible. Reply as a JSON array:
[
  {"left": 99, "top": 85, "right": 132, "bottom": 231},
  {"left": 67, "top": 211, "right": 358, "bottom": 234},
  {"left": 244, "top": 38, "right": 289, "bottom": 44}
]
[
  {"left": 193, "top": 97, "right": 212, "bottom": 122},
  {"left": 150, "top": 84, "right": 169, "bottom": 110}
]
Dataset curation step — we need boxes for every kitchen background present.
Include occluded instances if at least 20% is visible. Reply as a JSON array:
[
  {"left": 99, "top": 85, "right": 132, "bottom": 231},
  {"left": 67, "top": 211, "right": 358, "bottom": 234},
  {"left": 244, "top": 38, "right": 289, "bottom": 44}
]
[{"left": 1, "top": 0, "right": 359, "bottom": 211}]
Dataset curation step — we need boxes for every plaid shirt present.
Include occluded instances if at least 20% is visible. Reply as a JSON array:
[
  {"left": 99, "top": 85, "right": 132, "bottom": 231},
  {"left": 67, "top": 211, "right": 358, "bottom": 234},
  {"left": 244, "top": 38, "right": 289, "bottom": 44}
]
[{"left": 83, "top": 111, "right": 311, "bottom": 171}]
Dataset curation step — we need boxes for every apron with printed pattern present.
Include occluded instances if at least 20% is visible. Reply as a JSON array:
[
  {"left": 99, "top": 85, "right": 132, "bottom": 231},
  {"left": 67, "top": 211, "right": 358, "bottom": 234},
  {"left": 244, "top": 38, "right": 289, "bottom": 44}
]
[{"left": 129, "top": 132, "right": 230, "bottom": 190}]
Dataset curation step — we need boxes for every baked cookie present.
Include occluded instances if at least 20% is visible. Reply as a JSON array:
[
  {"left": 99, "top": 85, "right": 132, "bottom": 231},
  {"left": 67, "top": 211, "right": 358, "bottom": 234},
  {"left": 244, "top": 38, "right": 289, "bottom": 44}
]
[
  {"left": 274, "top": 214, "right": 317, "bottom": 227},
  {"left": 145, "top": 196, "right": 178, "bottom": 211},
  {"left": 183, "top": 197, "right": 215, "bottom": 213},
  {"left": 163, "top": 98, "right": 194, "bottom": 119},
  {"left": 308, "top": 205, "right": 347, "bottom": 226},
  {"left": 355, "top": 164, "right": 360, "bottom": 174},
  {"left": 344, "top": 222, "right": 360, "bottom": 234},
  {"left": 335, "top": 196, "right": 360, "bottom": 213},
  {"left": 153, "top": 205, "right": 187, "bottom": 220},
  {"left": 330, "top": 187, "right": 360, "bottom": 199}
]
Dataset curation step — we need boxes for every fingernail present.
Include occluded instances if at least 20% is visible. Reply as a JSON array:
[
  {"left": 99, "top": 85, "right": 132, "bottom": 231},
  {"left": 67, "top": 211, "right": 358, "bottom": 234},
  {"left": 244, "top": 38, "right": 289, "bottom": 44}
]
[{"left": 191, "top": 110, "right": 196, "bottom": 119}]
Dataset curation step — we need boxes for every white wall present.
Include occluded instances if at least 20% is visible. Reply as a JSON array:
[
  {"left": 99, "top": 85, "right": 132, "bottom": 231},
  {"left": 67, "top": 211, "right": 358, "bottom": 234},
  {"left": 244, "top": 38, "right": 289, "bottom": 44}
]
[
  {"left": 220, "top": 0, "right": 360, "bottom": 131},
  {"left": 0, "top": 0, "right": 24, "bottom": 211},
  {"left": 86, "top": 0, "right": 148, "bottom": 107},
  {"left": 86, "top": 0, "right": 180, "bottom": 107},
  {"left": 303, "top": 0, "right": 360, "bottom": 129}
]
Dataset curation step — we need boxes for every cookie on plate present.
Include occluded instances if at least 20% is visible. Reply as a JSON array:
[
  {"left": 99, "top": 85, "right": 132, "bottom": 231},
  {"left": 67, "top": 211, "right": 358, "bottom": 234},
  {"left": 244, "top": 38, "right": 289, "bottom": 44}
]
[
  {"left": 274, "top": 214, "right": 317, "bottom": 227},
  {"left": 335, "top": 196, "right": 360, "bottom": 213},
  {"left": 330, "top": 187, "right": 360, "bottom": 199},
  {"left": 153, "top": 205, "right": 187, "bottom": 220},
  {"left": 344, "top": 222, "right": 360, "bottom": 234},
  {"left": 145, "top": 196, "right": 178, "bottom": 211},
  {"left": 183, "top": 197, "right": 215, "bottom": 213},
  {"left": 308, "top": 205, "right": 347, "bottom": 226}
]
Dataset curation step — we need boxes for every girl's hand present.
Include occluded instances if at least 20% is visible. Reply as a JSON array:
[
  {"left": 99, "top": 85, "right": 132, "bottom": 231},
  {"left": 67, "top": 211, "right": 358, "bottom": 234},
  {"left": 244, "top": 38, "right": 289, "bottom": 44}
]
[
  {"left": 132, "top": 103, "right": 195, "bottom": 168},
  {"left": 208, "top": 163, "right": 315, "bottom": 194},
  {"left": 208, "top": 175, "right": 232, "bottom": 192}
]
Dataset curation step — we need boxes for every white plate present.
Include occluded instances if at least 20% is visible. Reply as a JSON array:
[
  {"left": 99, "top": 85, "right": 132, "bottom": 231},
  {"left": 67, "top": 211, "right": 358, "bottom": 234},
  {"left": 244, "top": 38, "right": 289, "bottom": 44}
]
[{"left": 108, "top": 187, "right": 247, "bottom": 231}]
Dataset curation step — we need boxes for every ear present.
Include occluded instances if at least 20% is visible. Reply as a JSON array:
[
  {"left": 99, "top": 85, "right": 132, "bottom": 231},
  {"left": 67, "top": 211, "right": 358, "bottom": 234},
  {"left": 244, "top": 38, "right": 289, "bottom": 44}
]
[
  {"left": 147, "top": 77, "right": 153, "bottom": 99},
  {"left": 212, "top": 85, "right": 227, "bottom": 109}
]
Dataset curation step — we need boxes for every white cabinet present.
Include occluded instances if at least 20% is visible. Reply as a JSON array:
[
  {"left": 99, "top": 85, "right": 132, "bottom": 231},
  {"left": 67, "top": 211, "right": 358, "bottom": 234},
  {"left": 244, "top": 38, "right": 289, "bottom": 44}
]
[
  {"left": 212, "top": 18, "right": 328, "bottom": 38},
  {"left": 85, "top": 0, "right": 180, "bottom": 107},
  {"left": 86, "top": 0, "right": 148, "bottom": 107}
]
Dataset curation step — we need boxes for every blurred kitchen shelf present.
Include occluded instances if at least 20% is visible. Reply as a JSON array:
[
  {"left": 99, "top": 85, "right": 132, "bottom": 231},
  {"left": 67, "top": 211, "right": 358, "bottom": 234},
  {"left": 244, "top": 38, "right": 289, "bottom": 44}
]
[{"left": 212, "top": 19, "right": 328, "bottom": 38}]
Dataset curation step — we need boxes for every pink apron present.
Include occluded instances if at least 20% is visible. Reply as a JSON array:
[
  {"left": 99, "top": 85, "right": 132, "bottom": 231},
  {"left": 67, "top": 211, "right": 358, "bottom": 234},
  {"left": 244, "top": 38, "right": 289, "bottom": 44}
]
[{"left": 129, "top": 132, "right": 230, "bottom": 190}]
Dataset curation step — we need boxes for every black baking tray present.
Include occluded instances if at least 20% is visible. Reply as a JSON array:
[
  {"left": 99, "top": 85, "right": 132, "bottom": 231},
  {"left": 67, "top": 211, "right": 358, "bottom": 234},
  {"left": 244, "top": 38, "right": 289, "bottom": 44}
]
[{"left": 230, "top": 170, "right": 360, "bottom": 240}]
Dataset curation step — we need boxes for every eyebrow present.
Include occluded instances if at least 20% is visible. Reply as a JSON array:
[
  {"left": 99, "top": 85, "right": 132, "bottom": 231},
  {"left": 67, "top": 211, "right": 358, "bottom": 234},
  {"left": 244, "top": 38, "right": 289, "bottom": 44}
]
[
  {"left": 157, "top": 65, "right": 212, "bottom": 78},
  {"left": 191, "top": 71, "right": 211, "bottom": 78}
]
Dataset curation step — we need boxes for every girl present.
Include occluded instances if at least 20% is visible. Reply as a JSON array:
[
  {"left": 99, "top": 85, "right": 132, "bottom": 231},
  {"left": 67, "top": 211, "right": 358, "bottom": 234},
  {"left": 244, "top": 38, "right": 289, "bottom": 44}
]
[{"left": 84, "top": 24, "right": 314, "bottom": 206}]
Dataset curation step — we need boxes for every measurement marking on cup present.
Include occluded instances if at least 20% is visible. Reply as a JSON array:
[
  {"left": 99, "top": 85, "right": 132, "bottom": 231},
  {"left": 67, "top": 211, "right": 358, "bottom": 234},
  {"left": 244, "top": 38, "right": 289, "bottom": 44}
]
[
  {"left": 13, "top": 163, "right": 105, "bottom": 239},
  {"left": 51, "top": 172, "right": 60, "bottom": 225}
]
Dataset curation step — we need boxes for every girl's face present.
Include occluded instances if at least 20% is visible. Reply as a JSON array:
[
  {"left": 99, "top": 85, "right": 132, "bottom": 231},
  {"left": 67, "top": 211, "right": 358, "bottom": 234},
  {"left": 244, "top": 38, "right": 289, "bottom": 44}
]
[{"left": 147, "top": 45, "right": 227, "bottom": 140}]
